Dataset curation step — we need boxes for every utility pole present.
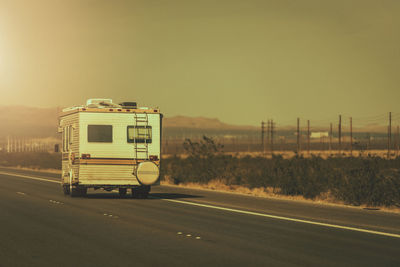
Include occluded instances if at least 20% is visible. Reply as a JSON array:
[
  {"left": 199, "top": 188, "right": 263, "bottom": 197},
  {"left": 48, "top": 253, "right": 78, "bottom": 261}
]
[
  {"left": 388, "top": 112, "right": 392, "bottom": 159},
  {"left": 307, "top": 120, "right": 310, "bottom": 155},
  {"left": 350, "top": 117, "right": 353, "bottom": 156},
  {"left": 7, "top": 136, "right": 10, "bottom": 153},
  {"left": 396, "top": 126, "right": 399, "bottom": 157},
  {"left": 329, "top": 123, "right": 332, "bottom": 153},
  {"left": 261, "top": 121, "right": 265, "bottom": 153},
  {"left": 338, "top": 115, "right": 342, "bottom": 155},
  {"left": 297, "top": 118, "right": 301, "bottom": 154},
  {"left": 367, "top": 133, "right": 371, "bottom": 151},
  {"left": 271, "top": 119, "right": 274, "bottom": 154},
  {"left": 267, "top": 120, "right": 271, "bottom": 153}
]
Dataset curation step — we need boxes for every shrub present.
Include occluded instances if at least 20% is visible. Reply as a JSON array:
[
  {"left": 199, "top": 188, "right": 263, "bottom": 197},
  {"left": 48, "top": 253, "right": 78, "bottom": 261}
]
[
  {"left": 0, "top": 152, "right": 61, "bottom": 169},
  {"left": 161, "top": 138, "right": 400, "bottom": 207}
]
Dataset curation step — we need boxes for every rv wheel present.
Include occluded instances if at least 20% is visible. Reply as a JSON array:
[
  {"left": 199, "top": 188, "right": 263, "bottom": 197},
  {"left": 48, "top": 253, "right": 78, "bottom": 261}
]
[
  {"left": 119, "top": 188, "right": 127, "bottom": 197},
  {"left": 131, "top": 186, "right": 150, "bottom": 199},
  {"left": 70, "top": 186, "right": 79, "bottom": 197},
  {"left": 80, "top": 187, "right": 87, "bottom": 197},
  {"left": 63, "top": 185, "right": 70, "bottom": 195},
  {"left": 140, "top": 191, "right": 149, "bottom": 199},
  {"left": 131, "top": 188, "right": 137, "bottom": 198},
  {"left": 70, "top": 186, "right": 87, "bottom": 197}
]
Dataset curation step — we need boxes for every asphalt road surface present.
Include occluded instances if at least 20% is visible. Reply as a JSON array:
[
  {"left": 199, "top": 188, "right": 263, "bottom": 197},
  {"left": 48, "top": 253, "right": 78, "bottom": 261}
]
[{"left": 0, "top": 167, "right": 399, "bottom": 266}]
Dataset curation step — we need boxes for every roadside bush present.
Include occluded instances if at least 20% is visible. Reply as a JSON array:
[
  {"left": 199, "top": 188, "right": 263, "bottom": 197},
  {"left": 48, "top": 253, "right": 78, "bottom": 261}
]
[
  {"left": 0, "top": 152, "right": 61, "bottom": 169},
  {"left": 331, "top": 158, "right": 400, "bottom": 206},
  {"left": 161, "top": 137, "right": 400, "bottom": 207}
]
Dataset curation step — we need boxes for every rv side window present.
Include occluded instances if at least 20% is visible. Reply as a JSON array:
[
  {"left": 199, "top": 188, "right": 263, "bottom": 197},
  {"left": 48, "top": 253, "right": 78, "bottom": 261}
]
[
  {"left": 66, "top": 126, "right": 70, "bottom": 151},
  {"left": 88, "top": 125, "right": 113, "bottom": 142},
  {"left": 69, "top": 126, "right": 73, "bottom": 145},
  {"left": 62, "top": 127, "right": 66, "bottom": 152},
  {"left": 127, "top": 126, "right": 152, "bottom": 143}
]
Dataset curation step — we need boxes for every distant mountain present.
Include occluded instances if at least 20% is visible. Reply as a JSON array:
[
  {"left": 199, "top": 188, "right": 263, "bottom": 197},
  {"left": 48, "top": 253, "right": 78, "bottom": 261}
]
[
  {"left": 0, "top": 105, "right": 389, "bottom": 139},
  {"left": 0, "top": 106, "right": 258, "bottom": 138},
  {"left": 163, "top": 116, "right": 256, "bottom": 130},
  {"left": 0, "top": 106, "right": 59, "bottom": 138}
]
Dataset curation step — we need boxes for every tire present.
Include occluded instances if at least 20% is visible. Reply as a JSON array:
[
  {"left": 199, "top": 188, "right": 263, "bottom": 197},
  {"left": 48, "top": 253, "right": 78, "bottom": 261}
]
[
  {"left": 80, "top": 187, "right": 87, "bottom": 197},
  {"left": 131, "top": 188, "right": 138, "bottom": 199},
  {"left": 131, "top": 186, "right": 150, "bottom": 199},
  {"left": 70, "top": 186, "right": 87, "bottom": 197},
  {"left": 70, "top": 186, "right": 79, "bottom": 197},
  {"left": 119, "top": 188, "right": 127, "bottom": 197},
  {"left": 140, "top": 191, "right": 149, "bottom": 199},
  {"left": 63, "top": 185, "right": 70, "bottom": 195}
]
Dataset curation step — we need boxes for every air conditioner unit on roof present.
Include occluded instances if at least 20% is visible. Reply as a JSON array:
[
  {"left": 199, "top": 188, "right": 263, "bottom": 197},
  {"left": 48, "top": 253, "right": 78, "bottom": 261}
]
[{"left": 86, "top": 98, "right": 113, "bottom": 106}]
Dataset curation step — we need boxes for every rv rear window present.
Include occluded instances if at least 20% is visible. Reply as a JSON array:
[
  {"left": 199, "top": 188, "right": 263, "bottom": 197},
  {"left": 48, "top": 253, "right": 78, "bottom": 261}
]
[
  {"left": 127, "top": 126, "right": 152, "bottom": 143},
  {"left": 88, "top": 125, "right": 113, "bottom": 142}
]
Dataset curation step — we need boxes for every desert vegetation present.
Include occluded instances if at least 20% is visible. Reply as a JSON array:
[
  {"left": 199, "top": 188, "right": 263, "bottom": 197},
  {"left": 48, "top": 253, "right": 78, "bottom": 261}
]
[
  {"left": 162, "top": 136, "right": 400, "bottom": 207},
  {"left": 0, "top": 152, "right": 61, "bottom": 170},
  {"left": 1, "top": 137, "right": 400, "bottom": 208}
]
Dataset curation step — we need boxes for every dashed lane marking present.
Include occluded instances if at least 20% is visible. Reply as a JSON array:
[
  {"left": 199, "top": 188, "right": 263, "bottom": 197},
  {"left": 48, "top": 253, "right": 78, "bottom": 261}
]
[
  {"left": 16, "top": 192, "right": 26, "bottom": 195},
  {"left": 3, "top": 170, "right": 400, "bottom": 239},
  {"left": 103, "top": 213, "right": 119, "bottom": 219},
  {"left": 49, "top": 200, "right": 64, "bottom": 205},
  {"left": 177, "top": 232, "right": 202, "bottom": 240}
]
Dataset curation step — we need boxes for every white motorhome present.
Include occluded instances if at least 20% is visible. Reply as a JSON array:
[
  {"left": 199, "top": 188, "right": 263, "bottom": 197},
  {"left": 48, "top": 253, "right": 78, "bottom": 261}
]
[{"left": 58, "top": 99, "right": 162, "bottom": 198}]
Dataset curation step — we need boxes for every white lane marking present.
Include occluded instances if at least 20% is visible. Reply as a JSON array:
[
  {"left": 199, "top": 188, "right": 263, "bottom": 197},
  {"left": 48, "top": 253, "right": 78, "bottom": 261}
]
[
  {"left": 195, "top": 237, "right": 201, "bottom": 240},
  {"left": 16, "top": 192, "right": 26, "bottom": 195},
  {"left": 103, "top": 213, "right": 118, "bottom": 219},
  {"left": 49, "top": 200, "right": 64, "bottom": 205},
  {"left": 0, "top": 171, "right": 59, "bottom": 184},
  {"left": 162, "top": 198, "right": 400, "bottom": 239},
  {"left": 186, "top": 234, "right": 192, "bottom": 237},
  {"left": 3, "top": 171, "right": 400, "bottom": 239},
  {"left": 177, "top": 232, "right": 182, "bottom": 235}
]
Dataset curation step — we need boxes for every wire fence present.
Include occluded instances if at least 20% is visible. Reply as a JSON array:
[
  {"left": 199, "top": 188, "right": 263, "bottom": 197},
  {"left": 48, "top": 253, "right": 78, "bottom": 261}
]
[
  {"left": 0, "top": 137, "right": 59, "bottom": 153},
  {"left": 162, "top": 112, "right": 400, "bottom": 157}
]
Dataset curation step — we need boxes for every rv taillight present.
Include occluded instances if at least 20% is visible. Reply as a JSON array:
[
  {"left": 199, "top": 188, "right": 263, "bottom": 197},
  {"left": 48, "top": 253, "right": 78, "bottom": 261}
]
[
  {"left": 149, "top": 155, "right": 158, "bottom": 161},
  {"left": 82, "top": 154, "right": 91, "bottom": 159}
]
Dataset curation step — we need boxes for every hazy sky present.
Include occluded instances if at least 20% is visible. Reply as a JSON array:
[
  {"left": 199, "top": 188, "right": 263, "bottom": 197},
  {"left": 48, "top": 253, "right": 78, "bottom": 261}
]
[{"left": 0, "top": 0, "right": 399, "bottom": 126}]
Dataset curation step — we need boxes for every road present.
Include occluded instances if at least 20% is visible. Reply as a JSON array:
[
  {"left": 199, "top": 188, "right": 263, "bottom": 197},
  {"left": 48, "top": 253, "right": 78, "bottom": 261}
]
[{"left": 0, "top": 167, "right": 399, "bottom": 266}]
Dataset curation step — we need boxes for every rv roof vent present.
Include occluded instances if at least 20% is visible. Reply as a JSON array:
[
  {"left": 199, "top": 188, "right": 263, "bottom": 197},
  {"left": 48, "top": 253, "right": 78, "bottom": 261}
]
[
  {"left": 86, "top": 98, "right": 121, "bottom": 108},
  {"left": 119, "top": 102, "right": 137, "bottom": 109},
  {"left": 87, "top": 98, "right": 113, "bottom": 106}
]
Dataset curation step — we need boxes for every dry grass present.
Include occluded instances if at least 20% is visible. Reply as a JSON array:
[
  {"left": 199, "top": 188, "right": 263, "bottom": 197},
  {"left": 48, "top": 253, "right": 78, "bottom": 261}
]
[
  {"left": 161, "top": 176, "right": 400, "bottom": 214},
  {"left": 0, "top": 166, "right": 61, "bottom": 174},
  {"left": 163, "top": 149, "right": 396, "bottom": 159},
  {"left": 4, "top": 166, "right": 399, "bottom": 213}
]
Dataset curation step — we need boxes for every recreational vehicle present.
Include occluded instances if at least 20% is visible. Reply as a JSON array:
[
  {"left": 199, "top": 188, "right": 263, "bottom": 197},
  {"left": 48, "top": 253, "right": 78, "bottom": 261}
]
[{"left": 58, "top": 99, "right": 162, "bottom": 198}]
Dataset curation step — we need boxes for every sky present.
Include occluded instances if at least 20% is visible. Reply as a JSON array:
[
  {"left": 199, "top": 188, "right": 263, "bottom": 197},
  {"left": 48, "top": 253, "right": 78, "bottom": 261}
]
[{"left": 0, "top": 0, "right": 399, "bottom": 126}]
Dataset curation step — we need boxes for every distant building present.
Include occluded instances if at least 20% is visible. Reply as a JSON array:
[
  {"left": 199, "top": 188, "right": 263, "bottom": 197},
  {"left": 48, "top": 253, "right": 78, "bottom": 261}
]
[{"left": 310, "top": 132, "right": 329, "bottom": 138}]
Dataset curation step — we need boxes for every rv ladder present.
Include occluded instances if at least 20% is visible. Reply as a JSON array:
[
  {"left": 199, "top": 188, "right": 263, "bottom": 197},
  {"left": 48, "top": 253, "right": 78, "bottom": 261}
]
[{"left": 132, "top": 113, "right": 149, "bottom": 176}]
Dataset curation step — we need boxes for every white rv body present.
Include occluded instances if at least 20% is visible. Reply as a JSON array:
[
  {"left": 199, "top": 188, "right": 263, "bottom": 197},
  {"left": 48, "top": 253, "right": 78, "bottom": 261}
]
[{"left": 59, "top": 99, "right": 162, "bottom": 197}]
